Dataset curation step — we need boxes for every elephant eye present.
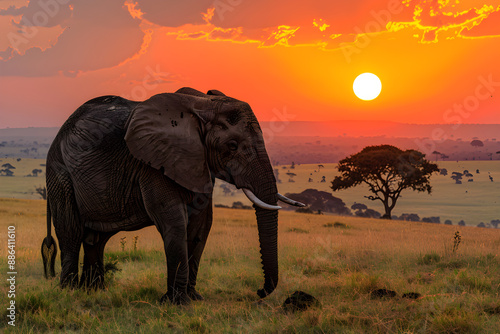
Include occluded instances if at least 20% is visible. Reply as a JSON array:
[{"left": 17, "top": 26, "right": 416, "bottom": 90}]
[{"left": 228, "top": 140, "right": 238, "bottom": 151}]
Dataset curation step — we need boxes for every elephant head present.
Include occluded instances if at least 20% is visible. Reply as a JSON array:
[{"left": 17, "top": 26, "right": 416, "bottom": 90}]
[{"left": 124, "top": 87, "right": 304, "bottom": 297}]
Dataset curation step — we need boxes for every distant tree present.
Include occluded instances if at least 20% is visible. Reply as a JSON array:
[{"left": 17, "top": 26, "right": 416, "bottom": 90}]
[
  {"left": 222, "top": 186, "right": 232, "bottom": 196},
  {"left": 350, "top": 203, "right": 382, "bottom": 218},
  {"left": 35, "top": 186, "right": 47, "bottom": 200},
  {"left": 422, "top": 217, "right": 441, "bottom": 224},
  {"left": 0, "top": 169, "right": 14, "bottom": 177},
  {"left": 440, "top": 153, "right": 449, "bottom": 160},
  {"left": 273, "top": 169, "right": 282, "bottom": 184},
  {"left": 398, "top": 213, "right": 420, "bottom": 222},
  {"left": 451, "top": 172, "right": 463, "bottom": 184},
  {"left": 355, "top": 208, "right": 381, "bottom": 219},
  {"left": 231, "top": 201, "right": 252, "bottom": 210},
  {"left": 490, "top": 220, "right": 500, "bottom": 229},
  {"left": 320, "top": 176, "right": 326, "bottom": 182},
  {"left": 1, "top": 163, "right": 15, "bottom": 170},
  {"left": 284, "top": 189, "right": 351, "bottom": 215},
  {"left": 331, "top": 145, "right": 439, "bottom": 219},
  {"left": 458, "top": 220, "right": 466, "bottom": 226},
  {"left": 286, "top": 172, "right": 297, "bottom": 183},
  {"left": 351, "top": 203, "right": 367, "bottom": 211},
  {"left": 444, "top": 219, "right": 452, "bottom": 225},
  {"left": 439, "top": 168, "right": 448, "bottom": 176},
  {"left": 477, "top": 222, "right": 487, "bottom": 228},
  {"left": 220, "top": 183, "right": 235, "bottom": 196},
  {"left": 32, "top": 169, "right": 43, "bottom": 177},
  {"left": 470, "top": 139, "right": 484, "bottom": 148},
  {"left": 432, "top": 151, "right": 441, "bottom": 161},
  {"left": 295, "top": 207, "right": 314, "bottom": 214},
  {"left": 290, "top": 161, "right": 295, "bottom": 169}
]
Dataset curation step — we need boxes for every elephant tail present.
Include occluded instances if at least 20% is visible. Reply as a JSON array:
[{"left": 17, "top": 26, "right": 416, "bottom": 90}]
[{"left": 41, "top": 199, "right": 57, "bottom": 278}]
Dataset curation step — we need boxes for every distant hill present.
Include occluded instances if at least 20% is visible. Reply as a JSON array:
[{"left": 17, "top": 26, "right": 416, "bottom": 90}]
[
  {"left": 1, "top": 123, "right": 499, "bottom": 142},
  {"left": 0, "top": 127, "right": 59, "bottom": 141},
  {"left": 260, "top": 121, "right": 500, "bottom": 141},
  {"left": 1, "top": 124, "right": 500, "bottom": 162}
]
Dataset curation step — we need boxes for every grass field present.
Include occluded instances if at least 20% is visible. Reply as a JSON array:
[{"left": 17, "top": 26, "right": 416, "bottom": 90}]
[
  {"left": 0, "top": 198, "right": 499, "bottom": 333},
  {"left": 0, "top": 159, "right": 499, "bottom": 227}
]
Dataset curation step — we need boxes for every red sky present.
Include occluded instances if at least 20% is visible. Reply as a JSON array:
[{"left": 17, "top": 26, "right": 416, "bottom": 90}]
[{"left": 0, "top": 0, "right": 499, "bottom": 128}]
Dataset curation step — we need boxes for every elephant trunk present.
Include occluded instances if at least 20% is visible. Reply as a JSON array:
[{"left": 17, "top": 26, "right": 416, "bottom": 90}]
[
  {"left": 252, "top": 169, "right": 279, "bottom": 298},
  {"left": 255, "top": 206, "right": 279, "bottom": 298}
]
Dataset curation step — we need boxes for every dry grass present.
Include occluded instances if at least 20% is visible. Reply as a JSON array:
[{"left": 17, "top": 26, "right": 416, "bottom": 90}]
[{"left": 1, "top": 198, "right": 499, "bottom": 333}]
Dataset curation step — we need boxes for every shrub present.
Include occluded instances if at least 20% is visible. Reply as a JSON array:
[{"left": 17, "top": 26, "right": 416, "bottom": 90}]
[
  {"left": 418, "top": 252, "right": 441, "bottom": 264},
  {"left": 399, "top": 213, "right": 420, "bottom": 221},
  {"left": 284, "top": 189, "right": 351, "bottom": 215},
  {"left": 355, "top": 208, "right": 381, "bottom": 218},
  {"left": 422, "top": 216, "right": 441, "bottom": 224},
  {"left": 296, "top": 207, "right": 314, "bottom": 214}
]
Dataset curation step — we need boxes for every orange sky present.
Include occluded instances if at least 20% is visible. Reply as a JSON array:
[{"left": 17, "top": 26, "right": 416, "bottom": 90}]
[{"left": 0, "top": 0, "right": 499, "bottom": 128}]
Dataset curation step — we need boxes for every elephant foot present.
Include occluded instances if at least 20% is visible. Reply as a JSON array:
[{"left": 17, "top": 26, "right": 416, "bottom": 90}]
[
  {"left": 79, "top": 273, "right": 105, "bottom": 290},
  {"left": 60, "top": 273, "right": 79, "bottom": 289},
  {"left": 187, "top": 287, "right": 204, "bottom": 301},
  {"left": 160, "top": 289, "right": 191, "bottom": 306},
  {"left": 80, "top": 265, "right": 105, "bottom": 290}
]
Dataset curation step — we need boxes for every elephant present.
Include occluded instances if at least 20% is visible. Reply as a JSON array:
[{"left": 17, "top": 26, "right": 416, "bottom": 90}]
[{"left": 40, "top": 87, "right": 305, "bottom": 305}]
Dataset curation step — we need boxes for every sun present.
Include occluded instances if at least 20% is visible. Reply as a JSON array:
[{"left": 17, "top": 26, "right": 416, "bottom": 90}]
[{"left": 353, "top": 73, "right": 382, "bottom": 101}]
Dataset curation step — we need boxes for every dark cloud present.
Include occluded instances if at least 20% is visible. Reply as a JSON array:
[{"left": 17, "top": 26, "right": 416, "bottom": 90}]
[
  {"left": 0, "top": 46, "right": 13, "bottom": 60},
  {"left": 0, "top": 1, "right": 72, "bottom": 28},
  {"left": 208, "top": 0, "right": 393, "bottom": 31},
  {"left": 137, "top": 0, "right": 212, "bottom": 27},
  {"left": 0, "top": 0, "right": 143, "bottom": 77},
  {"left": 136, "top": 0, "right": 394, "bottom": 33},
  {"left": 0, "top": 5, "right": 26, "bottom": 16}
]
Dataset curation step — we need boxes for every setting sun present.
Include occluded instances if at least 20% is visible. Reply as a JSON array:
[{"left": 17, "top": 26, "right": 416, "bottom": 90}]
[{"left": 353, "top": 73, "right": 382, "bottom": 101}]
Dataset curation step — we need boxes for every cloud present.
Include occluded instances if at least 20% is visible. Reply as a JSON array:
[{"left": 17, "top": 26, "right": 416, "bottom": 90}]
[
  {"left": 0, "top": 46, "right": 13, "bottom": 60},
  {"left": 0, "top": 1, "right": 72, "bottom": 28},
  {"left": 385, "top": 1, "right": 500, "bottom": 43},
  {"left": 0, "top": 0, "right": 144, "bottom": 77},
  {"left": 460, "top": 7, "right": 500, "bottom": 37},
  {"left": 136, "top": 0, "right": 213, "bottom": 27}
]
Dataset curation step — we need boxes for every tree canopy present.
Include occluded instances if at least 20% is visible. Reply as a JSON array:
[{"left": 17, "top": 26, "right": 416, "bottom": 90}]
[{"left": 331, "top": 145, "right": 439, "bottom": 219}]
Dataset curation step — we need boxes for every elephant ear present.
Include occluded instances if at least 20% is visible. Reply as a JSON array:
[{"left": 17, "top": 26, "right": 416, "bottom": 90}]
[{"left": 124, "top": 93, "right": 215, "bottom": 193}]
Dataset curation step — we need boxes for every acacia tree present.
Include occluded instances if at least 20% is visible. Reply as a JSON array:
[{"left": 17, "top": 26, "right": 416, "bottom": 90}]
[{"left": 331, "top": 145, "right": 439, "bottom": 219}]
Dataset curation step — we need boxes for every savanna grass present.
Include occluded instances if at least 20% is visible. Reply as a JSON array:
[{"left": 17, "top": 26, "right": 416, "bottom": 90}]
[{"left": 0, "top": 199, "right": 499, "bottom": 333}]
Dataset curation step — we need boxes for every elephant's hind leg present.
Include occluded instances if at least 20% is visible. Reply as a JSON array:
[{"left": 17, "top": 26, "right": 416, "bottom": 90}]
[
  {"left": 47, "top": 167, "right": 83, "bottom": 288},
  {"left": 80, "top": 230, "right": 116, "bottom": 289}
]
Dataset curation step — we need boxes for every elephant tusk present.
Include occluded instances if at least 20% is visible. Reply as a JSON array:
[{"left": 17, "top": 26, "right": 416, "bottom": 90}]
[
  {"left": 277, "top": 193, "right": 307, "bottom": 207},
  {"left": 242, "top": 189, "right": 281, "bottom": 211}
]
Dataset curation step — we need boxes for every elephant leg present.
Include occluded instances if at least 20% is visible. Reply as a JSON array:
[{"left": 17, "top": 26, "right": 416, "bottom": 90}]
[
  {"left": 48, "top": 169, "right": 83, "bottom": 288},
  {"left": 156, "top": 218, "right": 190, "bottom": 305},
  {"left": 140, "top": 171, "right": 191, "bottom": 305},
  {"left": 186, "top": 198, "right": 213, "bottom": 301},
  {"left": 80, "top": 230, "right": 115, "bottom": 289}
]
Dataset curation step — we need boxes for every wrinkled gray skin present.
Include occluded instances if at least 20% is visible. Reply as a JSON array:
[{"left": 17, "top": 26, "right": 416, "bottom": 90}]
[{"left": 42, "top": 88, "right": 281, "bottom": 305}]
